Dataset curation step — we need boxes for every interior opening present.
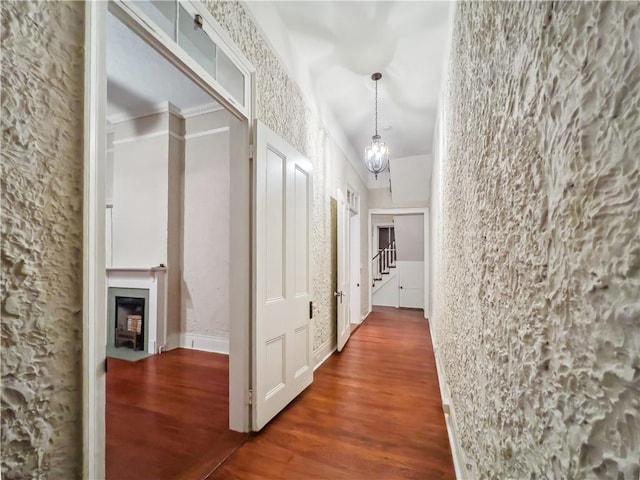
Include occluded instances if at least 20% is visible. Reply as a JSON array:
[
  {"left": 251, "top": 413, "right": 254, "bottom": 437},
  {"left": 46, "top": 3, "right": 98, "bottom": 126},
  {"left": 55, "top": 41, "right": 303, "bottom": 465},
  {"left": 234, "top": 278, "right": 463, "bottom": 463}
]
[
  {"left": 371, "top": 212, "right": 425, "bottom": 311},
  {"left": 104, "top": 8, "right": 247, "bottom": 478}
]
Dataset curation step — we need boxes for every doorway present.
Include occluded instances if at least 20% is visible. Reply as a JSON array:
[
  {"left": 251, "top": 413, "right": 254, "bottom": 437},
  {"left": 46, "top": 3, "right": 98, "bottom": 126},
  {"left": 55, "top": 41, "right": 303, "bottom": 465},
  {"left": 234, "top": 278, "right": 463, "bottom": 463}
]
[
  {"left": 104, "top": 9, "right": 248, "bottom": 478},
  {"left": 368, "top": 208, "right": 429, "bottom": 316},
  {"left": 348, "top": 189, "right": 362, "bottom": 331},
  {"left": 84, "top": 1, "right": 254, "bottom": 477},
  {"left": 336, "top": 186, "right": 362, "bottom": 351}
]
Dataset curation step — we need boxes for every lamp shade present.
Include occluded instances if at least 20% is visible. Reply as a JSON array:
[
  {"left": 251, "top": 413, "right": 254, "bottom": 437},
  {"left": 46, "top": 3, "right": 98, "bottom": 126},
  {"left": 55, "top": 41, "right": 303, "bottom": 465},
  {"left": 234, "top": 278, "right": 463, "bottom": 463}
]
[{"left": 364, "top": 135, "right": 389, "bottom": 179}]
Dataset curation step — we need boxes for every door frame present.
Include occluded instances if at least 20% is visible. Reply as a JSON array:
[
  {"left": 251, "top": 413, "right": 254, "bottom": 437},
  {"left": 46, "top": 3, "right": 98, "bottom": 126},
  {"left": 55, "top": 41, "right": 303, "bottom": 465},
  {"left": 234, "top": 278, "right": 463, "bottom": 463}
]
[
  {"left": 368, "top": 208, "right": 429, "bottom": 319},
  {"left": 83, "top": 2, "right": 256, "bottom": 477},
  {"left": 349, "top": 210, "right": 361, "bottom": 325}
]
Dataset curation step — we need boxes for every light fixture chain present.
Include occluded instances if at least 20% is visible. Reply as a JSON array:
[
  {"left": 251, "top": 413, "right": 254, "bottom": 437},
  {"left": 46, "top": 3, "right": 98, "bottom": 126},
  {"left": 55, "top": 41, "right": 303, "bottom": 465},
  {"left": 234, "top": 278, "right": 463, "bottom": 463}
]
[{"left": 375, "top": 78, "right": 378, "bottom": 137}]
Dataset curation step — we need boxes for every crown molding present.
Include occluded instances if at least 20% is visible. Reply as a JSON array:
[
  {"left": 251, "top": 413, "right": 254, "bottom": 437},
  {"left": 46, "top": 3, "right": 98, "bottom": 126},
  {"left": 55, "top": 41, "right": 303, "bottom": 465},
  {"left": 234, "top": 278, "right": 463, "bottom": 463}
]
[
  {"left": 106, "top": 100, "right": 222, "bottom": 124},
  {"left": 180, "top": 102, "right": 224, "bottom": 118}
]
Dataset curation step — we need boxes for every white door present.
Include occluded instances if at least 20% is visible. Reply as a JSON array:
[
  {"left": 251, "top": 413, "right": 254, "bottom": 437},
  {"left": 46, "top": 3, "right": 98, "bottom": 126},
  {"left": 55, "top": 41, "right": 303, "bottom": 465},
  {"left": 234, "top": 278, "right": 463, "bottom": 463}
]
[
  {"left": 398, "top": 261, "right": 424, "bottom": 308},
  {"left": 336, "top": 189, "right": 350, "bottom": 351},
  {"left": 253, "top": 121, "right": 313, "bottom": 430}
]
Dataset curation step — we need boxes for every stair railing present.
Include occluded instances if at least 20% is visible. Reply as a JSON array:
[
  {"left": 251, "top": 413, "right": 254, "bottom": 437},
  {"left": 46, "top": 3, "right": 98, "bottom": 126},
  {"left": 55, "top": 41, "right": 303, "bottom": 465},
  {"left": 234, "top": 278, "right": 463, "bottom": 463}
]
[{"left": 371, "top": 240, "right": 396, "bottom": 286}]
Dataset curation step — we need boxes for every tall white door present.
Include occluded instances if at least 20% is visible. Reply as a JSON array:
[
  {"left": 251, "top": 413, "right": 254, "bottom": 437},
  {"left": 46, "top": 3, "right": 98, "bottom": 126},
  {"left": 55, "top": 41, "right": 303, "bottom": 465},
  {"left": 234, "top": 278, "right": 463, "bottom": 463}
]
[
  {"left": 253, "top": 121, "right": 313, "bottom": 430},
  {"left": 336, "top": 189, "right": 350, "bottom": 351}
]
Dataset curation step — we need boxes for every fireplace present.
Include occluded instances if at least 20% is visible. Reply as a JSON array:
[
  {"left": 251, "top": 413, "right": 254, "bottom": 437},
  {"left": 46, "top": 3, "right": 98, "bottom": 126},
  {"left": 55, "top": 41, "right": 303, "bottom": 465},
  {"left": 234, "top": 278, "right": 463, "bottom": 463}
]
[
  {"left": 108, "top": 287, "right": 150, "bottom": 352},
  {"left": 115, "top": 296, "right": 145, "bottom": 351},
  {"left": 106, "top": 267, "right": 167, "bottom": 355}
]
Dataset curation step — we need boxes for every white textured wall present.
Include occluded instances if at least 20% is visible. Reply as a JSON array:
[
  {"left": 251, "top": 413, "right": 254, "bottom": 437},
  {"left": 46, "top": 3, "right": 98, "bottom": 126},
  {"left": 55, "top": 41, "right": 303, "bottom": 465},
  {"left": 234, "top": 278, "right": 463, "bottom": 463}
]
[
  {"left": 431, "top": 2, "right": 640, "bottom": 478},
  {"left": 1, "top": 2, "right": 84, "bottom": 477},
  {"left": 183, "top": 112, "right": 230, "bottom": 340}
]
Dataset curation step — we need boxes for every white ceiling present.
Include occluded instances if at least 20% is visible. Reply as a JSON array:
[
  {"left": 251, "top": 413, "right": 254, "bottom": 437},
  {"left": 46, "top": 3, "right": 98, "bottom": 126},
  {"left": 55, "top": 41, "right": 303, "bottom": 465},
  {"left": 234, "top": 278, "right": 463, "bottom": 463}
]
[
  {"left": 106, "top": 11, "right": 215, "bottom": 120},
  {"left": 244, "top": 1, "right": 451, "bottom": 181},
  {"left": 107, "top": 3, "right": 450, "bottom": 186}
]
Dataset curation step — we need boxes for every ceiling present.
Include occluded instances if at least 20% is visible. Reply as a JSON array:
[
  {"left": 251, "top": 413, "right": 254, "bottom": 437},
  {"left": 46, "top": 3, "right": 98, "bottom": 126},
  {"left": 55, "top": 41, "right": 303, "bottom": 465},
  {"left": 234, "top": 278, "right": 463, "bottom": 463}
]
[
  {"left": 244, "top": 1, "right": 451, "bottom": 179},
  {"left": 106, "top": 11, "right": 215, "bottom": 120},
  {"left": 107, "top": 3, "right": 450, "bottom": 185}
]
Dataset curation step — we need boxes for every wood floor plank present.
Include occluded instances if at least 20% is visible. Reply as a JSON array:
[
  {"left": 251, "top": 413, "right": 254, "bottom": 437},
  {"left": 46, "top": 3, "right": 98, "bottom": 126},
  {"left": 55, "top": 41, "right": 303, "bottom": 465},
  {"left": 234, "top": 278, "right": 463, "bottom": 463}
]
[
  {"left": 210, "top": 307, "right": 455, "bottom": 480},
  {"left": 106, "top": 349, "right": 247, "bottom": 480}
]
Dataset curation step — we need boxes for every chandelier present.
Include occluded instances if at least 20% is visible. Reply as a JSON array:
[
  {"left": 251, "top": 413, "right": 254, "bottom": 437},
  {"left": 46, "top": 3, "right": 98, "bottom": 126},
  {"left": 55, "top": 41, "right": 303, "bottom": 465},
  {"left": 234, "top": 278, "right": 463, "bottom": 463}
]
[{"left": 364, "top": 72, "right": 390, "bottom": 179}]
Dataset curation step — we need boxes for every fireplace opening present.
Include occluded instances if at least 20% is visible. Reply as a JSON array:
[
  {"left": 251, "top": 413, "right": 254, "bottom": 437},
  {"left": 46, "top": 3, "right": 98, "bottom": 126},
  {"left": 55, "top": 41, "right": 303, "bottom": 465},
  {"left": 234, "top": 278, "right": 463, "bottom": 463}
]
[{"left": 114, "top": 296, "right": 145, "bottom": 351}]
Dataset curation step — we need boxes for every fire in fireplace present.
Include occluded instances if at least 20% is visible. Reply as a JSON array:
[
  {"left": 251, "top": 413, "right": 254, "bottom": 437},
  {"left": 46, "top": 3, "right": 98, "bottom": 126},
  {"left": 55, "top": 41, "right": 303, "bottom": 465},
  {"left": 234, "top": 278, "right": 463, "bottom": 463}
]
[{"left": 114, "top": 296, "right": 145, "bottom": 351}]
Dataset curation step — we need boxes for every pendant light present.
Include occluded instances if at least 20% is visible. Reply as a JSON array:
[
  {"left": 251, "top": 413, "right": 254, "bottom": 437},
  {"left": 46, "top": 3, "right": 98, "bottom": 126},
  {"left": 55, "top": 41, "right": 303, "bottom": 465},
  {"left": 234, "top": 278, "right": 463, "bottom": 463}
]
[{"left": 364, "top": 72, "right": 390, "bottom": 179}]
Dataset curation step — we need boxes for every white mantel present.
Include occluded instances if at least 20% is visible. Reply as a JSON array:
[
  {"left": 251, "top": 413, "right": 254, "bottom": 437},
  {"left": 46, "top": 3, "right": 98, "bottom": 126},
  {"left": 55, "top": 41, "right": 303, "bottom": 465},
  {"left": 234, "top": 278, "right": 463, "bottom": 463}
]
[{"left": 107, "top": 267, "right": 167, "bottom": 354}]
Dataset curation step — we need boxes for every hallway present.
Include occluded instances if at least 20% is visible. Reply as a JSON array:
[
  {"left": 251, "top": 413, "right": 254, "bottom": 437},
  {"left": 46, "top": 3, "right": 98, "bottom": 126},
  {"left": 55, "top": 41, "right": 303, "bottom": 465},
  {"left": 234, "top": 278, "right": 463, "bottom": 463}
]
[{"left": 211, "top": 307, "right": 455, "bottom": 479}]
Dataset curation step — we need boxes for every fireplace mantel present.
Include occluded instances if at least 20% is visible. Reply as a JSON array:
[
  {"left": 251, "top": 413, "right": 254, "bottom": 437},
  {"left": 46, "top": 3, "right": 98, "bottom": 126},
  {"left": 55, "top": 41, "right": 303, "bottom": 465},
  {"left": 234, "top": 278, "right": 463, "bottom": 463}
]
[{"left": 107, "top": 267, "right": 167, "bottom": 354}]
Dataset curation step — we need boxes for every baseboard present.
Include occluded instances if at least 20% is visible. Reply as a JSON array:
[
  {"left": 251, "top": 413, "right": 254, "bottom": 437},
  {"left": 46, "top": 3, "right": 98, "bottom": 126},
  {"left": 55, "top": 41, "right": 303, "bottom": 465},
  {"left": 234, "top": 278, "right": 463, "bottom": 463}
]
[
  {"left": 362, "top": 308, "right": 372, "bottom": 321},
  {"left": 313, "top": 340, "right": 336, "bottom": 371},
  {"left": 428, "top": 318, "right": 467, "bottom": 480},
  {"left": 180, "top": 333, "right": 230, "bottom": 355},
  {"left": 159, "top": 332, "right": 181, "bottom": 353}
]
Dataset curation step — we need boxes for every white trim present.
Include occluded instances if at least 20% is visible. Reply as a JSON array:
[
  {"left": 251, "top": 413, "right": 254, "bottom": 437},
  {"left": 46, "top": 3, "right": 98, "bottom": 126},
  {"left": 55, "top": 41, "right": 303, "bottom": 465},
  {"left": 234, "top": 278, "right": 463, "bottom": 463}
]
[
  {"left": 181, "top": 333, "right": 230, "bottom": 355},
  {"left": 181, "top": 102, "right": 225, "bottom": 118},
  {"left": 362, "top": 308, "right": 372, "bottom": 322},
  {"left": 184, "top": 126, "right": 230, "bottom": 140},
  {"left": 112, "top": 129, "right": 176, "bottom": 145},
  {"left": 313, "top": 340, "right": 336, "bottom": 371},
  {"left": 108, "top": 101, "right": 225, "bottom": 124},
  {"left": 83, "top": 2, "right": 107, "bottom": 478},
  {"left": 109, "top": 126, "right": 227, "bottom": 146},
  {"left": 106, "top": 101, "right": 183, "bottom": 124},
  {"left": 110, "top": 0, "right": 252, "bottom": 120},
  {"left": 428, "top": 318, "right": 467, "bottom": 479},
  {"left": 163, "top": 331, "right": 182, "bottom": 352}
]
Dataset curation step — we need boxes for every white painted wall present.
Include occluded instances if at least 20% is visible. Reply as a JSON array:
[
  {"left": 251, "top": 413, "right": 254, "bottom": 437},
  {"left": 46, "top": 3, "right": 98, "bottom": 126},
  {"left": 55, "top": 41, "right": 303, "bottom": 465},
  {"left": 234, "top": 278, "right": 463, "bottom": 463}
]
[
  {"left": 390, "top": 154, "right": 431, "bottom": 204},
  {"left": 166, "top": 114, "right": 184, "bottom": 348},
  {"left": 111, "top": 112, "right": 170, "bottom": 267},
  {"left": 394, "top": 214, "right": 424, "bottom": 261},
  {"left": 182, "top": 110, "right": 231, "bottom": 348},
  {"left": 372, "top": 272, "right": 398, "bottom": 307},
  {"left": 109, "top": 110, "right": 184, "bottom": 350}
]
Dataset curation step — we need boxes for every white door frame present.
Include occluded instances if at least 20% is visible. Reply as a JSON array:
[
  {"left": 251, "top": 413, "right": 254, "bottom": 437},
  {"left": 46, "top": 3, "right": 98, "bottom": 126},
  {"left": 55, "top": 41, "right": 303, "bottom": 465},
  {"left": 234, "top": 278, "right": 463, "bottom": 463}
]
[
  {"left": 368, "top": 208, "right": 429, "bottom": 319},
  {"left": 349, "top": 211, "right": 361, "bottom": 325},
  {"left": 83, "top": 2, "right": 255, "bottom": 478}
]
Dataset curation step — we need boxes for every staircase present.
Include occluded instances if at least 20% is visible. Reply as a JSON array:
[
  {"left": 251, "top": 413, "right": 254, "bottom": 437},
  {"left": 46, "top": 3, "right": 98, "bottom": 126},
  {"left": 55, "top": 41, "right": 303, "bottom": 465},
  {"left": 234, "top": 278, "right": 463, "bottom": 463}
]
[{"left": 372, "top": 240, "right": 397, "bottom": 289}]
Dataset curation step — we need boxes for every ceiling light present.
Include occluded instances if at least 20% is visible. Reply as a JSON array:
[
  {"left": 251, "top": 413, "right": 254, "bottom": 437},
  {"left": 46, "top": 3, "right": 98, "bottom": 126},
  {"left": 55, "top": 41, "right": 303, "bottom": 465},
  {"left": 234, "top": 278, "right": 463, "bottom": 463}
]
[{"left": 364, "top": 72, "right": 390, "bottom": 180}]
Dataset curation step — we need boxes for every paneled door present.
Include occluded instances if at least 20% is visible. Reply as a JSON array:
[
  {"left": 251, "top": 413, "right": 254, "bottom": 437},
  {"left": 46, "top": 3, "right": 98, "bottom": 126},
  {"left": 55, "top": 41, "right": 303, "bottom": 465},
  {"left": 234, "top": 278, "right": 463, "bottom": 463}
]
[
  {"left": 336, "top": 189, "right": 350, "bottom": 351},
  {"left": 253, "top": 121, "right": 313, "bottom": 430}
]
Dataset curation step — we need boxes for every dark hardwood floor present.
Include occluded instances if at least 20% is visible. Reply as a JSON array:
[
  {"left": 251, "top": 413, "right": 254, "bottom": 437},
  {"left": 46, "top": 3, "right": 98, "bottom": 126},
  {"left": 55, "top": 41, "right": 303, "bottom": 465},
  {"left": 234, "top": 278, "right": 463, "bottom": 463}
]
[
  {"left": 106, "top": 349, "right": 247, "bottom": 480},
  {"left": 210, "top": 307, "right": 455, "bottom": 480}
]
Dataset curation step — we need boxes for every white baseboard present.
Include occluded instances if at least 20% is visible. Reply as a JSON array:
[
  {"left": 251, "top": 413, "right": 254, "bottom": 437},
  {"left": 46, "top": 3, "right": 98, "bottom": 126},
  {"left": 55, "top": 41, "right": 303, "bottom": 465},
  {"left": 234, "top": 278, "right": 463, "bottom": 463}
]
[
  {"left": 362, "top": 308, "right": 372, "bottom": 321},
  {"left": 180, "top": 333, "right": 229, "bottom": 355},
  {"left": 313, "top": 340, "right": 336, "bottom": 371},
  {"left": 158, "top": 332, "right": 181, "bottom": 353},
  {"left": 428, "top": 318, "right": 467, "bottom": 480}
]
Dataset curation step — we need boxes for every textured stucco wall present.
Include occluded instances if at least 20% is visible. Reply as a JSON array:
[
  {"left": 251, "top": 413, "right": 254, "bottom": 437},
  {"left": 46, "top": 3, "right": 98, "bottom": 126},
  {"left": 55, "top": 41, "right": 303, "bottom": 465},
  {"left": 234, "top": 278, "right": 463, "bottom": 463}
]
[
  {"left": 203, "top": 0, "right": 370, "bottom": 351},
  {"left": 1, "top": 2, "right": 84, "bottom": 478},
  {"left": 431, "top": 2, "right": 640, "bottom": 478}
]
